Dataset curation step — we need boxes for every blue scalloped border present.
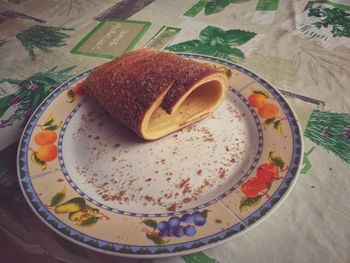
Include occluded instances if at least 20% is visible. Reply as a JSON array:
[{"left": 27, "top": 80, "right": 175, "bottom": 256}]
[{"left": 17, "top": 55, "right": 302, "bottom": 256}]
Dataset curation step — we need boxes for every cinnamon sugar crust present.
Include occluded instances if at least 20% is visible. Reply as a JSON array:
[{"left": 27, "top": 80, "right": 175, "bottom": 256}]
[{"left": 83, "top": 49, "right": 227, "bottom": 139}]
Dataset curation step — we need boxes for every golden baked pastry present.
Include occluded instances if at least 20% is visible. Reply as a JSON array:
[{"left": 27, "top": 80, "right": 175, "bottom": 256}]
[{"left": 83, "top": 49, "right": 228, "bottom": 140}]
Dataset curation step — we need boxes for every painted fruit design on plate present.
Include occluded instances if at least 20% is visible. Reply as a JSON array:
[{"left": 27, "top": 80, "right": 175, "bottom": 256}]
[
  {"left": 248, "top": 89, "right": 285, "bottom": 133},
  {"left": 240, "top": 152, "right": 287, "bottom": 211},
  {"left": 49, "top": 187, "right": 109, "bottom": 227},
  {"left": 67, "top": 82, "right": 85, "bottom": 103},
  {"left": 141, "top": 210, "right": 209, "bottom": 245},
  {"left": 203, "top": 62, "right": 232, "bottom": 78},
  {"left": 31, "top": 113, "right": 61, "bottom": 171}
]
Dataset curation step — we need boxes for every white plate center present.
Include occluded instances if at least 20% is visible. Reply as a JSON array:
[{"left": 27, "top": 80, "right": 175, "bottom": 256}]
[{"left": 61, "top": 91, "right": 260, "bottom": 214}]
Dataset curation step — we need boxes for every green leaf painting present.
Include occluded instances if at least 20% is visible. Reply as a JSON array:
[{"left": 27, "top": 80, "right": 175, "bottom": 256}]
[
  {"left": 0, "top": 95, "right": 15, "bottom": 117},
  {"left": 184, "top": 0, "right": 209, "bottom": 17},
  {"left": 239, "top": 195, "right": 262, "bottom": 211},
  {"left": 223, "top": 29, "right": 257, "bottom": 46},
  {"left": 141, "top": 219, "right": 158, "bottom": 230},
  {"left": 185, "top": 0, "right": 250, "bottom": 16},
  {"left": 146, "top": 233, "right": 169, "bottom": 245},
  {"left": 256, "top": 0, "right": 280, "bottom": 11},
  {"left": 182, "top": 252, "right": 216, "bottom": 263},
  {"left": 16, "top": 25, "right": 73, "bottom": 60},
  {"left": 301, "top": 146, "right": 315, "bottom": 174},
  {"left": 201, "top": 209, "right": 210, "bottom": 219},
  {"left": 308, "top": 6, "right": 350, "bottom": 38},
  {"left": 78, "top": 216, "right": 100, "bottom": 227},
  {"left": 205, "top": 0, "right": 231, "bottom": 15},
  {"left": 263, "top": 118, "right": 275, "bottom": 129},
  {"left": 268, "top": 151, "right": 285, "bottom": 170},
  {"left": 166, "top": 25, "right": 256, "bottom": 63},
  {"left": 48, "top": 189, "right": 107, "bottom": 228},
  {"left": 0, "top": 66, "right": 75, "bottom": 128},
  {"left": 31, "top": 152, "right": 47, "bottom": 171},
  {"left": 167, "top": 40, "right": 202, "bottom": 52},
  {"left": 50, "top": 187, "right": 66, "bottom": 207},
  {"left": 304, "top": 110, "right": 350, "bottom": 164}
]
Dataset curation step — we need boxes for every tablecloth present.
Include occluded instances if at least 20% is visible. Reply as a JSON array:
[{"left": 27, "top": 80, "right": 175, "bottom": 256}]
[{"left": 1, "top": 0, "right": 349, "bottom": 262}]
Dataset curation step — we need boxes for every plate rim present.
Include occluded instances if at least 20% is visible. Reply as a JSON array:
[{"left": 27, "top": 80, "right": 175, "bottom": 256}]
[{"left": 17, "top": 54, "right": 304, "bottom": 258}]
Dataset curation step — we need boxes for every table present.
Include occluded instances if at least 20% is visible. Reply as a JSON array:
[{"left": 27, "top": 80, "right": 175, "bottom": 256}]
[{"left": 1, "top": 0, "right": 349, "bottom": 262}]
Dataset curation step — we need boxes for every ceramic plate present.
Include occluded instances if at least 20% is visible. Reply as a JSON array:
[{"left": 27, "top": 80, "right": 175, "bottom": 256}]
[{"left": 17, "top": 54, "right": 303, "bottom": 258}]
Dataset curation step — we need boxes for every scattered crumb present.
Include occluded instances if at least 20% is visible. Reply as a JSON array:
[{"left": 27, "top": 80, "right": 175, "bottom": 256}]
[
  {"left": 183, "top": 197, "right": 192, "bottom": 203},
  {"left": 144, "top": 195, "right": 153, "bottom": 202},
  {"left": 72, "top": 102, "right": 249, "bottom": 211},
  {"left": 219, "top": 168, "right": 226, "bottom": 179},
  {"left": 168, "top": 203, "right": 177, "bottom": 211}
]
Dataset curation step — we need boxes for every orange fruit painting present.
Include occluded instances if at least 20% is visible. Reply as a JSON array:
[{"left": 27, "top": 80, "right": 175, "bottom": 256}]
[
  {"left": 256, "top": 163, "right": 279, "bottom": 182},
  {"left": 36, "top": 144, "right": 58, "bottom": 162},
  {"left": 34, "top": 130, "right": 57, "bottom": 145},
  {"left": 258, "top": 103, "right": 279, "bottom": 119},
  {"left": 248, "top": 93, "right": 267, "bottom": 108},
  {"left": 241, "top": 177, "right": 268, "bottom": 198}
]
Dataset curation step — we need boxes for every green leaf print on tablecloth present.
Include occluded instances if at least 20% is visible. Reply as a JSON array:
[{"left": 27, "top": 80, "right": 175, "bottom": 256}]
[
  {"left": 304, "top": 110, "right": 350, "bottom": 164},
  {"left": 0, "top": 66, "right": 75, "bottom": 128},
  {"left": 16, "top": 25, "right": 73, "bottom": 60},
  {"left": 301, "top": 146, "right": 315, "bottom": 174},
  {"left": 281, "top": 1, "right": 350, "bottom": 49},
  {"left": 184, "top": 0, "right": 209, "bottom": 17},
  {"left": 306, "top": 6, "right": 350, "bottom": 38},
  {"left": 184, "top": 0, "right": 249, "bottom": 17},
  {"left": 166, "top": 25, "right": 256, "bottom": 63},
  {"left": 182, "top": 252, "right": 216, "bottom": 263},
  {"left": 256, "top": 0, "right": 280, "bottom": 11},
  {"left": 205, "top": 0, "right": 231, "bottom": 15}
]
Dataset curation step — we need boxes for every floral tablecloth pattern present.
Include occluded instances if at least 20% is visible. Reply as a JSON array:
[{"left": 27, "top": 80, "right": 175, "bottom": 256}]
[{"left": 1, "top": 0, "right": 349, "bottom": 262}]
